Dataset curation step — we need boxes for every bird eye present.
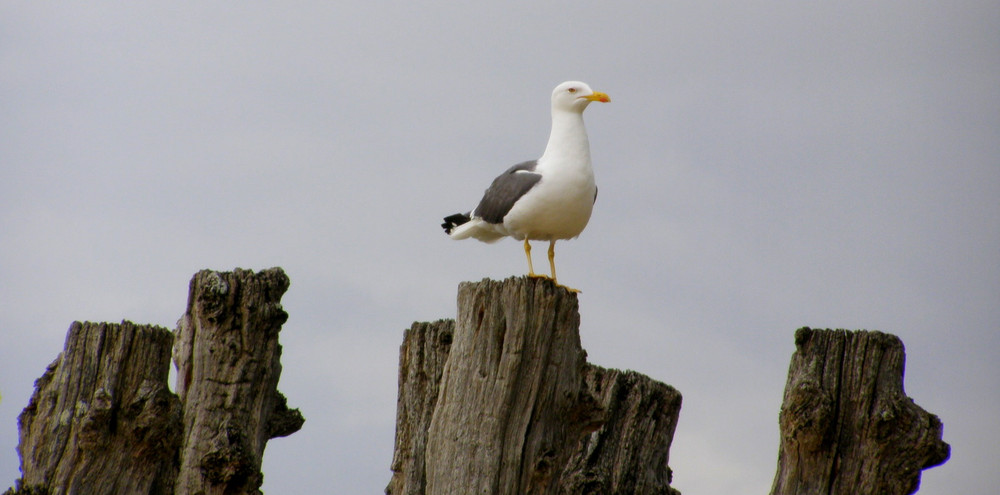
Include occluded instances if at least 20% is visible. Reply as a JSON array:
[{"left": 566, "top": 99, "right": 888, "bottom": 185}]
[{"left": 568, "top": 88, "right": 577, "bottom": 93}]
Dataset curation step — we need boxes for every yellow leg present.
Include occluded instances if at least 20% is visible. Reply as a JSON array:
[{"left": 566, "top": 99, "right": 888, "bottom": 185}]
[
  {"left": 549, "top": 240, "right": 580, "bottom": 293},
  {"left": 525, "top": 240, "right": 548, "bottom": 279},
  {"left": 548, "top": 240, "right": 557, "bottom": 283}
]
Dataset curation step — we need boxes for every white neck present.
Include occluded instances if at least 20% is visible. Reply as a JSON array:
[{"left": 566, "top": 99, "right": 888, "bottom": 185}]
[{"left": 540, "top": 109, "right": 591, "bottom": 163}]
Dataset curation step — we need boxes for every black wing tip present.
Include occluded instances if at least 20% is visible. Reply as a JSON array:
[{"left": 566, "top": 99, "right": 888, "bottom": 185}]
[{"left": 442, "top": 212, "right": 472, "bottom": 234}]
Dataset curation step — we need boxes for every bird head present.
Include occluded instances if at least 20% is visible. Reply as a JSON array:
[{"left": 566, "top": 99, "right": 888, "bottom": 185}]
[{"left": 551, "top": 81, "right": 610, "bottom": 113}]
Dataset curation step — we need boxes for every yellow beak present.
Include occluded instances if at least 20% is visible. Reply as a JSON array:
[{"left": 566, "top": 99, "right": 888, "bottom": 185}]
[{"left": 584, "top": 91, "right": 611, "bottom": 103}]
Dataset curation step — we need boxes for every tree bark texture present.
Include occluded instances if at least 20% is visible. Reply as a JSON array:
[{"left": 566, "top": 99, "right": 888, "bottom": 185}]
[
  {"left": 173, "top": 268, "right": 304, "bottom": 495},
  {"left": 11, "top": 321, "right": 182, "bottom": 495},
  {"left": 387, "top": 277, "right": 682, "bottom": 495},
  {"left": 7, "top": 268, "right": 303, "bottom": 495},
  {"left": 560, "top": 367, "right": 681, "bottom": 495},
  {"left": 386, "top": 320, "right": 455, "bottom": 495},
  {"left": 770, "top": 327, "right": 950, "bottom": 495}
]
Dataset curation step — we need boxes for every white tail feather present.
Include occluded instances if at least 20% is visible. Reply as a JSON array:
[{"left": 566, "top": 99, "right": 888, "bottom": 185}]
[{"left": 448, "top": 218, "right": 507, "bottom": 243}]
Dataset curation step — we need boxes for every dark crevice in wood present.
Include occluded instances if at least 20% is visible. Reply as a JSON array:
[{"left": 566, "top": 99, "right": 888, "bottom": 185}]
[
  {"left": 6, "top": 268, "right": 302, "bottom": 495},
  {"left": 387, "top": 276, "right": 682, "bottom": 495},
  {"left": 770, "top": 328, "right": 949, "bottom": 495}
]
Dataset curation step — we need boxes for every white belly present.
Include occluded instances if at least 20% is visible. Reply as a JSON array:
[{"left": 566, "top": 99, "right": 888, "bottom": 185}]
[{"left": 503, "top": 168, "right": 596, "bottom": 241}]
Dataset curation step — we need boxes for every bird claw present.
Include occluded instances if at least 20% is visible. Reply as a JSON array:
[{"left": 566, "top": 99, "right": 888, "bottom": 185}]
[{"left": 527, "top": 273, "right": 580, "bottom": 293}]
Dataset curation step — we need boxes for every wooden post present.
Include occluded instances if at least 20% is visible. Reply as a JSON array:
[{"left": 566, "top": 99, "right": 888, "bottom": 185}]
[
  {"left": 561, "top": 366, "right": 682, "bottom": 495},
  {"left": 6, "top": 268, "right": 303, "bottom": 495},
  {"left": 173, "top": 268, "right": 304, "bottom": 495},
  {"left": 770, "top": 327, "right": 950, "bottom": 495},
  {"left": 12, "top": 321, "right": 182, "bottom": 495},
  {"left": 387, "top": 277, "right": 682, "bottom": 495},
  {"left": 386, "top": 320, "right": 455, "bottom": 495}
]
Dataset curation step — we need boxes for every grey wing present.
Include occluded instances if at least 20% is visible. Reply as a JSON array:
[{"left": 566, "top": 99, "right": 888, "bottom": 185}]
[{"left": 473, "top": 160, "right": 542, "bottom": 224}]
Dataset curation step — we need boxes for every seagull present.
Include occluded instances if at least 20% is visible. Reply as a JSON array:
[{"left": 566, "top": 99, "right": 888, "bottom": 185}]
[{"left": 442, "top": 81, "right": 610, "bottom": 291}]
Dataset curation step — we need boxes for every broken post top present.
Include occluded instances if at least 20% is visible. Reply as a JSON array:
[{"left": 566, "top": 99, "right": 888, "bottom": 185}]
[
  {"left": 456, "top": 276, "right": 581, "bottom": 326},
  {"left": 772, "top": 327, "right": 950, "bottom": 495},
  {"left": 175, "top": 267, "right": 303, "bottom": 495},
  {"left": 184, "top": 267, "right": 290, "bottom": 326},
  {"left": 459, "top": 275, "right": 581, "bottom": 296},
  {"left": 8, "top": 267, "right": 301, "bottom": 495},
  {"left": 396, "top": 275, "right": 682, "bottom": 495}
]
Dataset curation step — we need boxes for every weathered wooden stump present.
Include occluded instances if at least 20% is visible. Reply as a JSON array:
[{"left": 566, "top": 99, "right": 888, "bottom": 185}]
[
  {"left": 173, "top": 268, "right": 304, "bottom": 495},
  {"left": 560, "top": 366, "right": 681, "bottom": 494},
  {"left": 387, "top": 277, "right": 682, "bottom": 495},
  {"left": 770, "top": 327, "right": 950, "bottom": 495},
  {"left": 11, "top": 321, "right": 182, "bottom": 495},
  {"left": 9, "top": 270, "right": 952, "bottom": 494},
  {"left": 386, "top": 320, "right": 455, "bottom": 495},
  {"left": 6, "top": 268, "right": 303, "bottom": 495}
]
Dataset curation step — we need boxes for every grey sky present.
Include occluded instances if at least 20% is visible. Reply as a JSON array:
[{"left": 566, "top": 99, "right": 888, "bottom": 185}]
[{"left": 2, "top": 2, "right": 997, "bottom": 493}]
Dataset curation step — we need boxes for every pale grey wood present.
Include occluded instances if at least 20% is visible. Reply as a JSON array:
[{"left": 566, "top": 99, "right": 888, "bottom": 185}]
[
  {"left": 386, "top": 320, "right": 455, "bottom": 495},
  {"left": 389, "top": 277, "right": 682, "bottom": 495},
  {"left": 173, "top": 268, "right": 304, "bottom": 495},
  {"left": 770, "top": 327, "right": 950, "bottom": 495},
  {"left": 425, "top": 277, "right": 595, "bottom": 494},
  {"left": 11, "top": 321, "right": 182, "bottom": 495}
]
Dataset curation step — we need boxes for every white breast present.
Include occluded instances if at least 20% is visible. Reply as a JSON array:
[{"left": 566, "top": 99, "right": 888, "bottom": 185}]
[{"left": 503, "top": 156, "right": 596, "bottom": 241}]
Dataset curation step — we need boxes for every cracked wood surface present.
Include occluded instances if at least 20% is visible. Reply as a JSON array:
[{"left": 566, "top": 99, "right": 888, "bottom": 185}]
[
  {"left": 8, "top": 268, "right": 303, "bottom": 495},
  {"left": 173, "top": 268, "right": 303, "bottom": 495},
  {"left": 770, "top": 327, "right": 950, "bottom": 495},
  {"left": 387, "top": 277, "right": 682, "bottom": 495},
  {"left": 13, "top": 321, "right": 181, "bottom": 495}
]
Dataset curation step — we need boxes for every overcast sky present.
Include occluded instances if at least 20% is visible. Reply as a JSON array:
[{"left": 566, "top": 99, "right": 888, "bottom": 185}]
[{"left": 2, "top": 2, "right": 998, "bottom": 493}]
